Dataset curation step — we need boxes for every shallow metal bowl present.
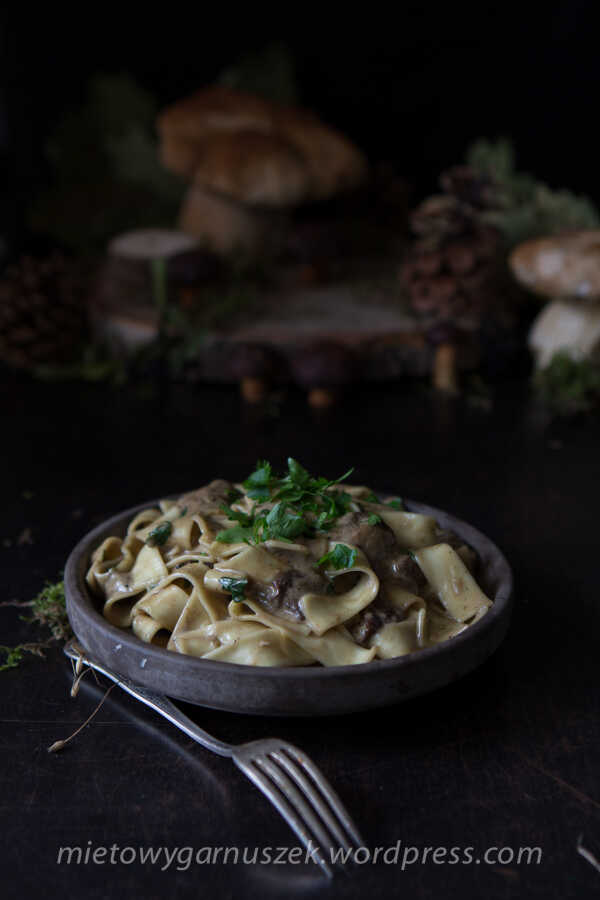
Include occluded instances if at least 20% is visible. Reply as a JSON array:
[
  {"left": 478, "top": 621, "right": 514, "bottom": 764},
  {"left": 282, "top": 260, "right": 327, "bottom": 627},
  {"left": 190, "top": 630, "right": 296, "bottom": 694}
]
[{"left": 65, "top": 498, "right": 513, "bottom": 716}]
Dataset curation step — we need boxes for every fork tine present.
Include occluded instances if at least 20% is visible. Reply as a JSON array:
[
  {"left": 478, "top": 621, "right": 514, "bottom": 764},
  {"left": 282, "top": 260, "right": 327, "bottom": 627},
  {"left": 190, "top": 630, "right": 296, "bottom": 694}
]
[
  {"left": 282, "top": 745, "right": 365, "bottom": 847},
  {"left": 270, "top": 748, "right": 356, "bottom": 852},
  {"left": 254, "top": 756, "right": 339, "bottom": 859},
  {"left": 236, "top": 758, "right": 333, "bottom": 878}
]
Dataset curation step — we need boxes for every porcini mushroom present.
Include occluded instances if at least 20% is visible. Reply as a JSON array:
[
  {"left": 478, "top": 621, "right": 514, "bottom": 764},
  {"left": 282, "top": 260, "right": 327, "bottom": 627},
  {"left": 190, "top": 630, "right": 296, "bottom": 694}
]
[
  {"left": 509, "top": 230, "right": 600, "bottom": 368},
  {"left": 156, "top": 86, "right": 367, "bottom": 255}
]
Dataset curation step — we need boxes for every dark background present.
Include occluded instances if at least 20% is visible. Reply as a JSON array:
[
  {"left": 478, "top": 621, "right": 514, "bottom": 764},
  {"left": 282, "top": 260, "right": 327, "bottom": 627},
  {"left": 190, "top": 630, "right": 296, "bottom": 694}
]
[
  {"left": 1, "top": 12, "right": 599, "bottom": 898},
  {"left": 1, "top": 3, "right": 599, "bottom": 251}
]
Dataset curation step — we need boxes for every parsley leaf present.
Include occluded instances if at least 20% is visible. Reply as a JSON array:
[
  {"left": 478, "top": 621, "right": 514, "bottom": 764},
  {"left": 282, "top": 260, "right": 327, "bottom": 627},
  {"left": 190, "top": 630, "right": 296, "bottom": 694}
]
[
  {"left": 367, "top": 514, "right": 382, "bottom": 526},
  {"left": 364, "top": 491, "right": 381, "bottom": 503},
  {"left": 219, "top": 576, "right": 248, "bottom": 602},
  {"left": 286, "top": 457, "right": 311, "bottom": 486},
  {"left": 219, "top": 504, "right": 254, "bottom": 527},
  {"left": 146, "top": 521, "right": 172, "bottom": 546},
  {"left": 215, "top": 525, "right": 253, "bottom": 544},
  {"left": 316, "top": 544, "right": 357, "bottom": 570},
  {"left": 387, "top": 499, "right": 404, "bottom": 510},
  {"left": 264, "top": 502, "right": 306, "bottom": 541},
  {"left": 243, "top": 460, "right": 273, "bottom": 500}
]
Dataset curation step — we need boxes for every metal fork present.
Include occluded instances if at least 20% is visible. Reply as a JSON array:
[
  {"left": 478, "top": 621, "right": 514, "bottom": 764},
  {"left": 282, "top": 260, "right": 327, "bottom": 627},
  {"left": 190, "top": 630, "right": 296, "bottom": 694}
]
[{"left": 63, "top": 640, "right": 363, "bottom": 877}]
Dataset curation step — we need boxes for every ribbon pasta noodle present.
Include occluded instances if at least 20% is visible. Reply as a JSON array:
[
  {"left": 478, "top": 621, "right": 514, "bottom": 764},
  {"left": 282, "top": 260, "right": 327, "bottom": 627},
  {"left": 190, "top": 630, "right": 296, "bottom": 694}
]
[{"left": 86, "top": 462, "right": 492, "bottom": 667}]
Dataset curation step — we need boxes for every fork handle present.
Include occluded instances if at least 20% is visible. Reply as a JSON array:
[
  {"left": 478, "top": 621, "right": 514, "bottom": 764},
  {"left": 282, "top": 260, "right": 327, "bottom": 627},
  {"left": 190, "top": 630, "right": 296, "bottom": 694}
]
[{"left": 64, "top": 640, "right": 234, "bottom": 758}]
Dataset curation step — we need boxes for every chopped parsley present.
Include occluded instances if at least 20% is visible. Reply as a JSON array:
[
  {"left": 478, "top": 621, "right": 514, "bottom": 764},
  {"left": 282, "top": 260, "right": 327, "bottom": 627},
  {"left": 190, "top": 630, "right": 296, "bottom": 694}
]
[
  {"left": 216, "top": 458, "right": 356, "bottom": 545},
  {"left": 387, "top": 499, "right": 404, "bottom": 510},
  {"left": 146, "top": 521, "right": 172, "bottom": 546},
  {"left": 316, "top": 543, "right": 357, "bottom": 570},
  {"left": 215, "top": 525, "right": 254, "bottom": 544},
  {"left": 219, "top": 504, "right": 254, "bottom": 527},
  {"left": 219, "top": 576, "right": 248, "bottom": 602},
  {"left": 367, "top": 513, "right": 382, "bottom": 526},
  {"left": 264, "top": 502, "right": 305, "bottom": 540},
  {"left": 243, "top": 460, "right": 273, "bottom": 501}
]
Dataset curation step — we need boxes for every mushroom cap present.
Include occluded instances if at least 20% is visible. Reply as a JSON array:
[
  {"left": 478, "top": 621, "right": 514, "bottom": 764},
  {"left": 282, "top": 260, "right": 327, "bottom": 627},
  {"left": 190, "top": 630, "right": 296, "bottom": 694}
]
[
  {"left": 108, "top": 228, "right": 199, "bottom": 261},
  {"left": 191, "top": 131, "right": 312, "bottom": 207},
  {"left": 509, "top": 230, "right": 600, "bottom": 302},
  {"left": 157, "top": 86, "right": 367, "bottom": 205},
  {"left": 270, "top": 106, "right": 367, "bottom": 200},
  {"left": 157, "top": 86, "right": 275, "bottom": 145}
]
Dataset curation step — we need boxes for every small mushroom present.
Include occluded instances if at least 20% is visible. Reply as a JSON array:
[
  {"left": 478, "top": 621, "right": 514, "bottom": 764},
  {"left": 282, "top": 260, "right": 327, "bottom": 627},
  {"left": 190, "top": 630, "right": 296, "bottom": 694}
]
[
  {"left": 228, "top": 342, "right": 279, "bottom": 403},
  {"left": 426, "top": 322, "right": 459, "bottom": 393},
  {"left": 509, "top": 230, "right": 600, "bottom": 368},
  {"left": 156, "top": 86, "right": 367, "bottom": 256},
  {"left": 289, "top": 341, "right": 354, "bottom": 408}
]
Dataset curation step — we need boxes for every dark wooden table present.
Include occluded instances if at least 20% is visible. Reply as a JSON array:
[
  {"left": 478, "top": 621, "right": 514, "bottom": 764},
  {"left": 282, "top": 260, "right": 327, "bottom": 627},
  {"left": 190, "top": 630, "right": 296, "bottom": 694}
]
[{"left": 1, "top": 374, "right": 598, "bottom": 899}]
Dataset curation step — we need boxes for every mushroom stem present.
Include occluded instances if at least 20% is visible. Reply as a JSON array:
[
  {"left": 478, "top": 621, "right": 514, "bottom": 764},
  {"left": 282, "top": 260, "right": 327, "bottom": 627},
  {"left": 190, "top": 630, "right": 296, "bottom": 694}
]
[
  {"left": 308, "top": 387, "right": 336, "bottom": 408},
  {"left": 529, "top": 299, "right": 600, "bottom": 369},
  {"left": 240, "top": 376, "right": 267, "bottom": 403},
  {"left": 432, "top": 342, "right": 458, "bottom": 393},
  {"left": 179, "top": 186, "right": 266, "bottom": 255}
]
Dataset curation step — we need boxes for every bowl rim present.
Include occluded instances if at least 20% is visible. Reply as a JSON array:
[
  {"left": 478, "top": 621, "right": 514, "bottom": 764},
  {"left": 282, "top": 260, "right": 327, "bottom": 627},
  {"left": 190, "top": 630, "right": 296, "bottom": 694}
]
[{"left": 65, "top": 495, "right": 513, "bottom": 681}]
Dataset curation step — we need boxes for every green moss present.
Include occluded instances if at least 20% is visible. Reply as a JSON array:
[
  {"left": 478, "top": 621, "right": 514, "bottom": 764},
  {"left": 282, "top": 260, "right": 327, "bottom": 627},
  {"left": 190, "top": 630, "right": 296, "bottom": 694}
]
[
  {"left": 534, "top": 352, "right": 600, "bottom": 415},
  {"left": 1, "top": 579, "right": 72, "bottom": 673}
]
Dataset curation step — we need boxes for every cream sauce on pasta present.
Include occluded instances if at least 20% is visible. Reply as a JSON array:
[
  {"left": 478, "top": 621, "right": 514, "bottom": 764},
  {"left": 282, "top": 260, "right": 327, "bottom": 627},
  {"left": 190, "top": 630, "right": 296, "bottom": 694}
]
[{"left": 86, "top": 471, "right": 492, "bottom": 667}]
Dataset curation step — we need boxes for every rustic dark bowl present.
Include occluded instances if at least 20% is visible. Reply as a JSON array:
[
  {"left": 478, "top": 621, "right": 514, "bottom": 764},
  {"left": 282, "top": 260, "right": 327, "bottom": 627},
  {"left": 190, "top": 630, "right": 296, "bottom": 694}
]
[{"left": 65, "top": 499, "right": 513, "bottom": 716}]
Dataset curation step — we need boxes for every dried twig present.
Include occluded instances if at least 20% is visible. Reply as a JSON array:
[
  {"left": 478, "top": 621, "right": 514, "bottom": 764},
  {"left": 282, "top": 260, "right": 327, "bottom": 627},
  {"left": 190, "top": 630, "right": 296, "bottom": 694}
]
[{"left": 48, "top": 682, "right": 116, "bottom": 753}]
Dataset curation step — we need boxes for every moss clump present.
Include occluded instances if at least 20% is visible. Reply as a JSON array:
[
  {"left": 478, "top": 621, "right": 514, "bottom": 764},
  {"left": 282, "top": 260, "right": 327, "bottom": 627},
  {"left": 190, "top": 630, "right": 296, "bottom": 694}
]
[{"left": 0, "top": 579, "right": 72, "bottom": 672}]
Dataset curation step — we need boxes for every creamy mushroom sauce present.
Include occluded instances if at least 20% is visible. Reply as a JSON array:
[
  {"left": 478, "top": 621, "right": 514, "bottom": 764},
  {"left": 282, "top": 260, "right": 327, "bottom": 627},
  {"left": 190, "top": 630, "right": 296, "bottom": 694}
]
[{"left": 86, "top": 461, "right": 492, "bottom": 666}]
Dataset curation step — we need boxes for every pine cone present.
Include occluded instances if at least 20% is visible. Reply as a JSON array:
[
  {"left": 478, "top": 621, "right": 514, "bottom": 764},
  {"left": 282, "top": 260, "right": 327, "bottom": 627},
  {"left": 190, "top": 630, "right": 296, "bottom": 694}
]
[
  {"left": 402, "top": 223, "right": 503, "bottom": 325},
  {"left": 0, "top": 253, "right": 89, "bottom": 369},
  {"left": 401, "top": 163, "right": 511, "bottom": 335},
  {"left": 438, "top": 165, "right": 499, "bottom": 212}
]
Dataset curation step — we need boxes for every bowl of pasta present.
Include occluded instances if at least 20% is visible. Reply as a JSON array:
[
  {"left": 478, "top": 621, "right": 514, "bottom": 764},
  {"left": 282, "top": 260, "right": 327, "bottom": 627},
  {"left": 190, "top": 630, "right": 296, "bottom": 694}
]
[{"left": 65, "top": 459, "right": 513, "bottom": 715}]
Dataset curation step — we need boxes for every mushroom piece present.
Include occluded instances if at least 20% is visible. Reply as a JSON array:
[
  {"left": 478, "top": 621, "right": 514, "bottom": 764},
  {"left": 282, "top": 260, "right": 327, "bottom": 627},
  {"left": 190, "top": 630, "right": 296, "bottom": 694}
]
[
  {"left": 92, "top": 228, "right": 206, "bottom": 353},
  {"left": 426, "top": 322, "right": 459, "bottom": 393},
  {"left": 509, "top": 231, "right": 600, "bottom": 368},
  {"left": 228, "top": 342, "right": 280, "bottom": 403},
  {"left": 180, "top": 130, "right": 313, "bottom": 255},
  {"left": 289, "top": 341, "right": 355, "bottom": 408},
  {"left": 156, "top": 86, "right": 367, "bottom": 255}
]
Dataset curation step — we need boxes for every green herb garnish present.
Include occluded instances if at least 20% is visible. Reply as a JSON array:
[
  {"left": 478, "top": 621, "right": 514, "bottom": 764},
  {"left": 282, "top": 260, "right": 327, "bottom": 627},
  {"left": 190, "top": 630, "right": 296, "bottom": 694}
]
[
  {"left": 264, "top": 502, "right": 305, "bottom": 541},
  {"left": 364, "top": 491, "right": 381, "bottom": 503},
  {"left": 219, "top": 504, "right": 254, "bottom": 527},
  {"left": 367, "top": 514, "right": 382, "bottom": 526},
  {"left": 243, "top": 460, "right": 273, "bottom": 501},
  {"left": 146, "top": 521, "right": 172, "bottom": 546},
  {"left": 215, "top": 525, "right": 254, "bottom": 544},
  {"left": 387, "top": 499, "right": 404, "bottom": 510},
  {"left": 219, "top": 576, "right": 249, "bottom": 602},
  {"left": 316, "top": 544, "right": 357, "bottom": 570},
  {"left": 218, "top": 458, "right": 356, "bottom": 545}
]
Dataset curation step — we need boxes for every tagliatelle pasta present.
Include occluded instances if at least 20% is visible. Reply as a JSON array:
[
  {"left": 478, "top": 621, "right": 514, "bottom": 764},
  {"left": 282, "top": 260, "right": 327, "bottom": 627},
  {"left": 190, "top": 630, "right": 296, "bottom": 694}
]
[{"left": 86, "top": 460, "right": 492, "bottom": 667}]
